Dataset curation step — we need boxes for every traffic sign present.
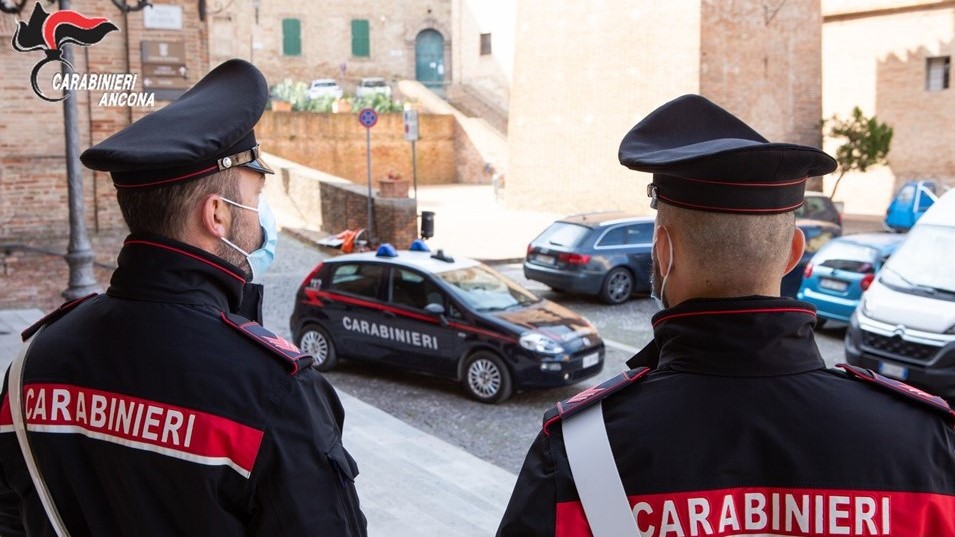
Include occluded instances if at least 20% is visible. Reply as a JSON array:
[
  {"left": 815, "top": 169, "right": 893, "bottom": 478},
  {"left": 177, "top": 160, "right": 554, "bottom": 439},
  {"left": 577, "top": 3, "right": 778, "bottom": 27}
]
[
  {"left": 403, "top": 109, "right": 419, "bottom": 141},
  {"left": 358, "top": 108, "right": 378, "bottom": 128}
]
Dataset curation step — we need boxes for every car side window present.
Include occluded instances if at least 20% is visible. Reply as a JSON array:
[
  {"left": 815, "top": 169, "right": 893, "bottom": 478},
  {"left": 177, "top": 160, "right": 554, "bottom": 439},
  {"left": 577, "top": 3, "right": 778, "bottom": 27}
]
[
  {"left": 329, "top": 263, "right": 383, "bottom": 299},
  {"left": 625, "top": 223, "right": 653, "bottom": 244},
  {"left": 390, "top": 268, "right": 444, "bottom": 311},
  {"left": 596, "top": 226, "right": 626, "bottom": 247}
]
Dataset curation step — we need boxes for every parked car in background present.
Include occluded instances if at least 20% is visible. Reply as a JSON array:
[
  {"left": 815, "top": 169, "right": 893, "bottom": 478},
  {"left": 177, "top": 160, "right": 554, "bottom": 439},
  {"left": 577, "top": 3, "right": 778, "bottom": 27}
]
[
  {"left": 795, "top": 190, "right": 843, "bottom": 232},
  {"left": 524, "top": 212, "right": 654, "bottom": 305},
  {"left": 307, "top": 78, "right": 343, "bottom": 100},
  {"left": 781, "top": 219, "right": 842, "bottom": 298},
  {"left": 884, "top": 179, "right": 939, "bottom": 232},
  {"left": 796, "top": 233, "right": 905, "bottom": 327},
  {"left": 290, "top": 242, "right": 605, "bottom": 403},
  {"left": 846, "top": 189, "right": 955, "bottom": 405},
  {"left": 355, "top": 77, "right": 392, "bottom": 98}
]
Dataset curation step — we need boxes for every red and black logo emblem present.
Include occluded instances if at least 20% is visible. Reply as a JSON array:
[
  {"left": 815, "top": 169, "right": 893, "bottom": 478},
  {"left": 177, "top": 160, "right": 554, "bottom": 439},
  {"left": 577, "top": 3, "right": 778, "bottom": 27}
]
[{"left": 12, "top": 2, "right": 118, "bottom": 101}]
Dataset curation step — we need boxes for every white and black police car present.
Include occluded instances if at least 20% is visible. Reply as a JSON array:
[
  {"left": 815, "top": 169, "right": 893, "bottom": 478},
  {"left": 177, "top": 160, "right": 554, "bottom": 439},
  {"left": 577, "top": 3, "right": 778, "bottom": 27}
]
[{"left": 290, "top": 242, "right": 605, "bottom": 403}]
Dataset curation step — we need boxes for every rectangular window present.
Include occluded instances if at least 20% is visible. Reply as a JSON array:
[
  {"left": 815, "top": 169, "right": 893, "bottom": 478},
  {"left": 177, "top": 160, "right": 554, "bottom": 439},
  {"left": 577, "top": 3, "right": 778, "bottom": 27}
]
[
  {"left": 352, "top": 19, "right": 370, "bottom": 57},
  {"left": 480, "top": 33, "right": 492, "bottom": 55},
  {"left": 282, "top": 18, "right": 301, "bottom": 56},
  {"left": 926, "top": 56, "right": 950, "bottom": 91}
]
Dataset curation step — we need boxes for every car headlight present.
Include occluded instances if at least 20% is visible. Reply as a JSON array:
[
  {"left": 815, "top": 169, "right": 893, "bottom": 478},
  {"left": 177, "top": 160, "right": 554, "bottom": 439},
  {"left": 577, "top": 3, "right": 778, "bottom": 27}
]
[{"left": 519, "top": 332, "right": 565, "bottom": 355}]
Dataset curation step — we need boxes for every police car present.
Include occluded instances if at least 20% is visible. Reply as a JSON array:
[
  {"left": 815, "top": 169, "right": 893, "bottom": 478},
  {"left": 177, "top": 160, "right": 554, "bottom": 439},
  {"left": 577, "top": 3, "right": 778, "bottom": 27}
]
[{"left": 290, "top": 242, "right": 605, "bottom": 403}]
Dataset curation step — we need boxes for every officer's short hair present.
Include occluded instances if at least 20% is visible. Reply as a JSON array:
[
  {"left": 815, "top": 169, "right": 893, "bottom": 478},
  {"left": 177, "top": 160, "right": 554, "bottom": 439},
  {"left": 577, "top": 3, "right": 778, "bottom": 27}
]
[{"left": 116, "top": 168, "right": 240, "bottom": 238}]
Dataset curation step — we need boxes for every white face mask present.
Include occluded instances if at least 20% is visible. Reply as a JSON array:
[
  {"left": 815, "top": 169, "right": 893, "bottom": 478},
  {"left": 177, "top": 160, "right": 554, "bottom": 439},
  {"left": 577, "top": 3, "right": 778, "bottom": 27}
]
[{"left": 650, "top": 226, "right": 674, "bottom": 310}]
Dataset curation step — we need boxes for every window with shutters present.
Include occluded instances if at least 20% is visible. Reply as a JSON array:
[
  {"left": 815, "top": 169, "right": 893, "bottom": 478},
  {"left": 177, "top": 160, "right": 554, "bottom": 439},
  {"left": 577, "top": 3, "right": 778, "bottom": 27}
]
[
  {"left": 282, "top": 18, "right": 301, "bottom": 56},
  {"left": 926, "top": 56, "right": 950, "bottom": 91},
  {"left": 352, "top": 19, "right": 370, "bottom": 57}
]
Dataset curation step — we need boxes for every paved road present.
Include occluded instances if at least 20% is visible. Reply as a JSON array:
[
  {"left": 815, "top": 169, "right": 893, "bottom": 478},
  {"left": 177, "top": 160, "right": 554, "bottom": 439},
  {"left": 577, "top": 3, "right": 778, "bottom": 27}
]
[{"left": 262, "top": 232, "right": 850, "bottom": 474}]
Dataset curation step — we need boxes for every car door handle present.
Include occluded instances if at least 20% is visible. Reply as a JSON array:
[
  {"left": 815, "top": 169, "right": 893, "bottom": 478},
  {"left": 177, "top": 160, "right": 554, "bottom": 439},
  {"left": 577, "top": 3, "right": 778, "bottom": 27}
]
[{"left": 383, "top": 311, "right": 396, "bottom": 319}]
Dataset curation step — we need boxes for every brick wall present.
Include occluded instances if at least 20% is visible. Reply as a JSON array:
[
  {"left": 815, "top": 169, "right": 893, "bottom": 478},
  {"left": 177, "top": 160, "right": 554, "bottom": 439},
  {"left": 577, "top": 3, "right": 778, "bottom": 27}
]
[
  {"left": 1, "top": 0, "right": 209, "bottom": 243},
  {"left": 700, "top": 0, "right": 824, "bottom": 148},
  {"left": 0, "top": 1, "right": 209, "bottom": 307},
  {"left": 319, "top": 181, "right": 418, "bottom": 247},
  {"left": 256, "top": 110, "right": 458, "bottom": 184}
]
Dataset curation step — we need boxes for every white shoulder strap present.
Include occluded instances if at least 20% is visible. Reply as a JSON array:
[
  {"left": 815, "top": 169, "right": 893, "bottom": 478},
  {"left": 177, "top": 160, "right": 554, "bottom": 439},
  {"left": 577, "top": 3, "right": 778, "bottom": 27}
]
[
  {"left": 562, "top": 402, "right": 640, "bottom": 537},
  {"left": 9, "top": 328, "right": 74, "bottom": 537}
]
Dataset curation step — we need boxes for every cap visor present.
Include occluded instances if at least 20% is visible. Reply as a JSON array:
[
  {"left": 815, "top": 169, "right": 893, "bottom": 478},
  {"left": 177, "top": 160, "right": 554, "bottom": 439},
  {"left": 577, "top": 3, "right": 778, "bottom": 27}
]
[{"left": 243, "top": 157, "right": 275, "bottom": 175}]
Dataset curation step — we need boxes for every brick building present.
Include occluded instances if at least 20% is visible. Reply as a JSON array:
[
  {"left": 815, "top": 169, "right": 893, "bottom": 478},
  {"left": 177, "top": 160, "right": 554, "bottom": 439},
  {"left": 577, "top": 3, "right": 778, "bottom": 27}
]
[
  {"left": 505, "top": 0, "right": 827, "bottom": 215},
  {"left": 822, "top": 0, "right": 955, "bottom": 214},
  {"left": 208, "top": 0, "right": 452, "bottom": 94}
]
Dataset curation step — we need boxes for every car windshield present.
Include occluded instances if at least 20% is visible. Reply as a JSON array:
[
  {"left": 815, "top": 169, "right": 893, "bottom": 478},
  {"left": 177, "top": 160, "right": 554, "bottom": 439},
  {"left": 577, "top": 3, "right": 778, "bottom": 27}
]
[
  {"left": 363, "top": 80, "right": 386, "bottom": 87},
  {"left": 312, "top": 81, "right": 335, "bottom": 87},
  {"left": 436, "top": 265, "right": 540, "bottom": 311},
  {"left": 814, "top": 242, "right": 878, "bottom": 273},
  {"left": 879, "top": 224, "right": 955, "bottom": 298},
  {"left": 535, "top": 222, "right": 590, "bottom": 248}
]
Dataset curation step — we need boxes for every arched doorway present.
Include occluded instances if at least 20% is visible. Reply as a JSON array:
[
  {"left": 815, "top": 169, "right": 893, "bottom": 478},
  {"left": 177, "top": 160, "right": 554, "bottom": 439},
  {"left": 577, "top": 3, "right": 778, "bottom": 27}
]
[{"left": 415, "top": 29, "right": 445, "bottom": 93}]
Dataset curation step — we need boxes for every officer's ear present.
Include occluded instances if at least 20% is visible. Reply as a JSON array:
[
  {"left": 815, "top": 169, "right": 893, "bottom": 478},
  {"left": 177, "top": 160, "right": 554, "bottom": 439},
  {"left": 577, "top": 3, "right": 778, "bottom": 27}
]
[
  {"left": 783, "top": 226, "right": 806, "bottom": 275},
  {"left": 198, "top": 193, "right": 231, "bottom": 239}
]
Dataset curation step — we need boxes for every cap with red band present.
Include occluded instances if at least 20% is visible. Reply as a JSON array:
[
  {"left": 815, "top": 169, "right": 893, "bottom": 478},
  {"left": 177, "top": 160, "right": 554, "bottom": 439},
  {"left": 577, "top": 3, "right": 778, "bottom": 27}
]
[
  {"left": 80, "top": 59, "right": 274, "bottom": 188},
  {"left": 618, "top": 94, "right": 837, "bottom": 214}
]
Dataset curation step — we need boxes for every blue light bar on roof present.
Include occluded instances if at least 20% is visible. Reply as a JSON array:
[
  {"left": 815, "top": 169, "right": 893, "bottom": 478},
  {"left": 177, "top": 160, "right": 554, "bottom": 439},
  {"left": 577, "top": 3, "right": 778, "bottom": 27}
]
[
  {"left": 376, "top": 243, "right": 398, "bottom": 257},
  {"left": 410, "top": 239, "right": 431, "bottom": 252}
]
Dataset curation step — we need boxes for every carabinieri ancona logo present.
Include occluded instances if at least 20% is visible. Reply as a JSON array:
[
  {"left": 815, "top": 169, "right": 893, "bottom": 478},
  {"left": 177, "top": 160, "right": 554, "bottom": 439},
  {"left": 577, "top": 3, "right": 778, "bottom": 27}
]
[{"left": 12, "top": 2, "right": 118, "bottom": 102}]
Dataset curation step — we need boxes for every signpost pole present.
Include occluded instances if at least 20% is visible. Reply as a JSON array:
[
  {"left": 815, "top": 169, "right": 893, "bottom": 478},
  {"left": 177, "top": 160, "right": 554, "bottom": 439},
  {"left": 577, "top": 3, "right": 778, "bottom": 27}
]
[
  {"left": 365, "top": 125, "right": 373, "bottom": 241},
  {"left": 358, "top": 108, "right": 379, "bottom": 244}
]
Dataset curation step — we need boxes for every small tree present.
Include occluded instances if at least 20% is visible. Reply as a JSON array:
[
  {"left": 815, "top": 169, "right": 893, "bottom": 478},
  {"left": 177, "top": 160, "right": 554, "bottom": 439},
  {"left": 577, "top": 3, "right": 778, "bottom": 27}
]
[{"left": 824, "top": 107, "right": 893, "bottom": 200}]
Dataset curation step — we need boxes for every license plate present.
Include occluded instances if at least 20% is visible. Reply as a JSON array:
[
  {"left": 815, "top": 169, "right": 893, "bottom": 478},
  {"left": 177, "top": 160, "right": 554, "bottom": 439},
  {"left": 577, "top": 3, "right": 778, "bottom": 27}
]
[
  {"left": 819, "top": 278, "right": 848, "bottom": 292},
  {"left": 535, "top": 254, "right": 555, "bottom": 265},
  {"left": 879, "top": 362, "right": 908, "bottom": 380},
  {"left": 582, "top": 352, "right": 599, "bottom": 369}
]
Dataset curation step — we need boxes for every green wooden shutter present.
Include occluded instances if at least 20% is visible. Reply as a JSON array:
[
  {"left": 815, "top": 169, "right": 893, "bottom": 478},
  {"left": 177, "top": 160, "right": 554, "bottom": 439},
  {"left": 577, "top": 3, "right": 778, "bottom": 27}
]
[
  {"left": 283, "top": 18, "right": 301, "bottom": 56},
  {"left": 351, "top": 19, "right": 370, "bottom": 57}
]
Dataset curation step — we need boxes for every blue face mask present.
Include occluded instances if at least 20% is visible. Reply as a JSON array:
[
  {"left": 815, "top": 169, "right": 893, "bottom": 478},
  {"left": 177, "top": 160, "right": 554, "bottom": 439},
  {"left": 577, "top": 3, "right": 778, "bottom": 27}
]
[{"left": 220, "top": 194, "right": 278, "bottom": 282}]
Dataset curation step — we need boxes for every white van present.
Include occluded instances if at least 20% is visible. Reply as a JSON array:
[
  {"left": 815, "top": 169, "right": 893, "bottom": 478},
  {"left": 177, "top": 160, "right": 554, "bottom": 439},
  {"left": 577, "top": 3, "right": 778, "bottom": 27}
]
[{"left": 845, "top": 189, "right": 955, "bottom": 405}]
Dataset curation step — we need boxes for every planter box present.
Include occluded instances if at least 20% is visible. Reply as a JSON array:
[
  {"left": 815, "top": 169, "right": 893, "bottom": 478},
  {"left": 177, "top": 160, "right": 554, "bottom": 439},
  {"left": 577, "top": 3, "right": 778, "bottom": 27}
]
[{"left": 378, "top": 178, "right": 410, "bottom": 198}]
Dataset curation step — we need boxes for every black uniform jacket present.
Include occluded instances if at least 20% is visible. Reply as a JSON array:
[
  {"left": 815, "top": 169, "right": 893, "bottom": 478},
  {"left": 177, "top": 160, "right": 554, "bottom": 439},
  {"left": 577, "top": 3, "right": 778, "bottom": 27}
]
[
  {"left": 498, "top": 296, "right": 955, "bottom": 537},
  {"left": 0, "top": 234, "right": 366, "bottom": 536}
]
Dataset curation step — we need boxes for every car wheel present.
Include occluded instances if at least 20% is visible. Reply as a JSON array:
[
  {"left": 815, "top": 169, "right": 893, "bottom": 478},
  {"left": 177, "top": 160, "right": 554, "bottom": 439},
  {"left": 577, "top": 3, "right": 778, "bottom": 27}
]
[
  {"left": 600, "top": 267, "right": 633, "bottom": 305},
  {"left": 298, "top": 324, "right": 338, "bottom": 371},
  {"left": 462, "top": 352, "right": 512, "bottom": 404}
]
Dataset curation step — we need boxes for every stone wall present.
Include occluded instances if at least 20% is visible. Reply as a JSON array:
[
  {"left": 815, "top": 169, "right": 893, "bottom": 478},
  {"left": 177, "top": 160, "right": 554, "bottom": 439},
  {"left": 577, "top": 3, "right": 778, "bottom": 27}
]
[{"left": 256, "top": 110, "right": 459, "bottom": 185}]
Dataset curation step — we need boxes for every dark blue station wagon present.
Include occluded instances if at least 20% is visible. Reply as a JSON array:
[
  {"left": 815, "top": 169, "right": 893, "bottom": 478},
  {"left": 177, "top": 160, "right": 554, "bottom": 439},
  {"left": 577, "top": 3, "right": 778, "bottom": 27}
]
[{"left": 524, "top": 212, "right": 655, "bottom": 305}]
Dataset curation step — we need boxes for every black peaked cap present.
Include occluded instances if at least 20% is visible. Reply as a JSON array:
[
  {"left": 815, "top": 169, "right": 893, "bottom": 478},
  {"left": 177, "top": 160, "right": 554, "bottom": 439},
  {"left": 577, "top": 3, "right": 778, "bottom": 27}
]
[
  {"left": 80, "top": 59, "right": 274, "bottom": 188},
  {"left": 618, "top": 94, "right": 837, "bottom": 214}
]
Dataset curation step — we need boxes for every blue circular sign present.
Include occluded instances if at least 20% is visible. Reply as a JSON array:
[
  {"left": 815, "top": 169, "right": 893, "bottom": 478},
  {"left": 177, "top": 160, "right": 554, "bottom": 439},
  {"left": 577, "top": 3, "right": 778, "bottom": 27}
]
[{"left": 358, "top": 108, "right": 378, "bottom": 128}]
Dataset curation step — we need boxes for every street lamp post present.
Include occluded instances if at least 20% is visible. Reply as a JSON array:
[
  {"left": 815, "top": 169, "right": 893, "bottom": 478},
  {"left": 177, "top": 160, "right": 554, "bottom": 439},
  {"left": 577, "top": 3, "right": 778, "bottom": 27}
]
[{"left": 59, "top": 0, "right": 99, "bottom": 299}]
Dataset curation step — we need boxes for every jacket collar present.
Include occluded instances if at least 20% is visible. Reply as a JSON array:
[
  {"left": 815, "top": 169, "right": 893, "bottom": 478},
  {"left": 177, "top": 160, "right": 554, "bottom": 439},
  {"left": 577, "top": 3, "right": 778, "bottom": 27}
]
[
  {"left": 627, "top": 296, "right": 825, "bottom": 376},
  {"left": 107, "top": 233, "right": 248, "bottom": 313}
]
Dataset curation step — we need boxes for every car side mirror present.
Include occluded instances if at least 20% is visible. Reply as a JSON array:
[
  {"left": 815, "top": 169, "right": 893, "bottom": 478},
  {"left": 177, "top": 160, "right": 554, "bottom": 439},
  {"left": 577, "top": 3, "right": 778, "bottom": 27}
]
[{"left": 425, "top": 303, "right": 448, "bottom": 326}]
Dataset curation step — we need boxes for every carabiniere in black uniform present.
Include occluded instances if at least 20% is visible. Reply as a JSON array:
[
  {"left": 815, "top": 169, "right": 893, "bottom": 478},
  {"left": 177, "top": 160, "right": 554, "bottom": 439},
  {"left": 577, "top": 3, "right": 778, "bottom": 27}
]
[
  {"left": 497, "top": 296, "right": 955, "bottom": 536},
  {"left": 499, "top": 94, "right": 955, "bottom": 536},
  {"left": 0, "top": 234, "right": 366, "bottom": 536}
]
